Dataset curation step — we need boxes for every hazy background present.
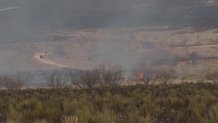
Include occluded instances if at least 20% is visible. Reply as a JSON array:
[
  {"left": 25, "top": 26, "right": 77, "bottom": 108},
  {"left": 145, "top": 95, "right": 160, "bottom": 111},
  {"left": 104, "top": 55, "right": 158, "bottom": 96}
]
[
  {"left": 1, "top": 0, "right": 218, "bottom": 37},
  {"left": 0, "top": 0, "right": 218, "bottom": 76}
]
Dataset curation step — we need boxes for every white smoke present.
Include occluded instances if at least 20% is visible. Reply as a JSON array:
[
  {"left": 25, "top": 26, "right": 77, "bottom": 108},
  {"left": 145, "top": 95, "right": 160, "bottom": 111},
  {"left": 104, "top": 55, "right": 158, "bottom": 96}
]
[{"left": 0, "top": 7, "right": 19, "bottom": 12}]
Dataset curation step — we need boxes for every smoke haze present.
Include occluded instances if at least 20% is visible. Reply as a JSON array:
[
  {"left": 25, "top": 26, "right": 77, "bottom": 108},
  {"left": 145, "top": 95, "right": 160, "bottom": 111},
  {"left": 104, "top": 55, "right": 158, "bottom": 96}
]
[{"left": 0, "top": 0, "right": 218, "bottom": 79}]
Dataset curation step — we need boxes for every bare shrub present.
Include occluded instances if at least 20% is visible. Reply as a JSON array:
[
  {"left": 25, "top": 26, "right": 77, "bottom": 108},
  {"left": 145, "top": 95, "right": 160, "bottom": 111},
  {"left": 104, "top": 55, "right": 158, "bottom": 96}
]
[
  {"left": 143, "top": 69, "right": 158, "bottom": 85},
  {"left": 205, "top": 68, "right": 218, "bottom": 84},
  {"left": 76, "top": 69, "right": 101, "bottom": 93},
  {"left": 180, "top": 72, "right": 193, "bottom": 84},
  {"left": 0, "top": 72, "right": 31, "bottom": 90},
  {"left": 98, "top": 64, "right": 123, "bottom": 89},
  {"left": 45, "top": 70, "right": 69, "bottom": 89},
  {"left": 155, "top": 67, "right": 177, "bottom": 85},
  {"left": 0, "top": 75, "right": 4, "bottom": 86},
  {"left": 75, "top": 64, "right": 123, "bottom": 93},
  {"left": 179, "top": 68, "right": 198, "bottom": 84},
  {"left": 68, "top": 70, "right": 83, "bottom": 85}
]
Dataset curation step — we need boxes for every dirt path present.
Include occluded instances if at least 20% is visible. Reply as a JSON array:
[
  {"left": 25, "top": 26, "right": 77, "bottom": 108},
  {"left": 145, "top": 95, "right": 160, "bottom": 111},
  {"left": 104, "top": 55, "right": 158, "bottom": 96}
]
[
  {"left": 34, "top": 53, "right": 70, "bottom": 68},
  {"left": 175, "top": 44, "right": 218, "bottom": 48},
  {"left": 33, "top": 52, "right": 92, "bottom": 70}
]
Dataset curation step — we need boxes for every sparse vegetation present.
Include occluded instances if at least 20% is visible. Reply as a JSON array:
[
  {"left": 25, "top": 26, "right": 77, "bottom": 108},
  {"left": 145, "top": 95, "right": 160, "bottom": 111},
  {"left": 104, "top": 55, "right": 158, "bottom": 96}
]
[
  {"left": 98, "top": 64, "right": 123, "bottom": 90},
  {"left": 205, "top": 68, "right": 218, "bottom": 84},
  {"left": 1, "top": 0, "right": 218, "bottom": 123},
  {"left": 0, "top": 66, "right": 217, "bottom": 123},
  {"left": 75, "top": 64, "right": 123, "bottom": 94},
  {"left": 45, "top": 70, "right": 69, "bottom": 89},
  {"left": 0, "top": 83, "right": 217, "bottom": 123},
  {"left": 76, "top": 68, "right": 101, "bottom": 94},
  {"left": 0, "top": 72, "right": 31, "bottom": 90}
]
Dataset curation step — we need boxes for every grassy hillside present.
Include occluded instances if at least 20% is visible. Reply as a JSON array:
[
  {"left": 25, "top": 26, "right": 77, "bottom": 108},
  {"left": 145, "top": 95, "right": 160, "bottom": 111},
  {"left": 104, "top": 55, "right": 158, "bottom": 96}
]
[{"left": 0, "top": 83, "right": 217, "bottom": 123}]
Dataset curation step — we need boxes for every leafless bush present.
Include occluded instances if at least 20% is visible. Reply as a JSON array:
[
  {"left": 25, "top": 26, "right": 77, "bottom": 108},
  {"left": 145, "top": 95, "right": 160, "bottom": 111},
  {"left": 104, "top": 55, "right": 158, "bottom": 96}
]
[
  {"left": 45, "top": 70, "right": 69, "bottom": 89},
  {"left": 180, "top": 73, "right": 193, "bottom": 84},
  {"left": 76, "top": 64, "right": 123, "bottom": 93},
  {"left": 178, "top": 68, "right": 197, "bottom": 84},
  {"left": 155, "top": 67, "right": 177, "bottom": 85},
  {"left": 68, "top": 70, "right": 83, "bottom": 85},
  {"left": 76, "top": 69, "right": 101, "bottom": 93},
  {"left": 0, "top": 72, "right": 31, "bottom": 90},
  {"left": 143, "top": 73, "right": 155, "bottom": 85},
  {"left": 205, "top": 68, "right": 218, "bottom": 84},
  {"left": 0, "top": 75, "right": 4, "bottom": 85},
  {"left": 98, "top": 64, "right": 123, "bottom": 89}
]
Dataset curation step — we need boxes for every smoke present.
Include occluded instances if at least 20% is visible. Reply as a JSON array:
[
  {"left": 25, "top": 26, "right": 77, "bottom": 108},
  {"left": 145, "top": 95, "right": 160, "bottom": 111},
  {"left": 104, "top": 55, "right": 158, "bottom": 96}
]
[
  {"left": 89, "top": 37, "right": 142, "bottom": 72},
  {"left": 0, "top": 7, "right": 19, "bottom": 12},
  {"left": 0, "top": 0, "right": 218, "bottom": 79},
  {"left": 0, "top": 0, "right": 217, "bottom": 39}
]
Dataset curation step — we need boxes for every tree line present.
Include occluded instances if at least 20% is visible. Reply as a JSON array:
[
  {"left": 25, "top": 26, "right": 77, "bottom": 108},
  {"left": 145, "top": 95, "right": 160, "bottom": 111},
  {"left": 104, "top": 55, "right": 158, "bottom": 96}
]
[{"left": 0, "top": 64, "right": 218, "bottom": 90}]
